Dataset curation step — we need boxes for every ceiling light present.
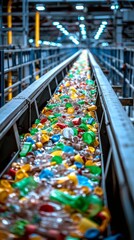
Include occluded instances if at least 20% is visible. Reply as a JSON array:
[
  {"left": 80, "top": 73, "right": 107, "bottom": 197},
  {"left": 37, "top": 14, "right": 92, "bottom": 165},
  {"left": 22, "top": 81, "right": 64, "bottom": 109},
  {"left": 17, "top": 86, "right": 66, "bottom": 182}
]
[
  {"left": 36, "top": 4, "right": 45, "bottom": 11},
  {"left": 94, "top": 35, "right": 99, "bottom": 40},
  {"left": 115, "top": 4, "right": 119, "bottom": 9},
  {"left": 82, "top": 35, "right": 87, "bottom": 40},
  {"left": 111, "top": 5, "right": 115, "bottom": 10},
  {"left": 79, "top": 16, "right": 85, "bottom": 21},
  {"left": 100, "top": 24, "right": 105, "bottom": 29},
  {"left": 80, "top": 24, "right": 85, "bottom": 28},
  {"left": 81, "top": 30, "right": 86, "bottom": 35},
  {"left": 57, "top": 25, "right": 62, "bottom": 29},
  {"left": 43, "top": 41, "right": 50, "bottom": 45},
  {"left": 29, "top": 39, "right": 34, "bottom": 43},
  {"left": 76, "top": 5, "right": 84, "bottom": 10},
  {"left": 53, "top": 22, "right": 59, "bottom": 26},
  {"left": 102, "top": 21, "right": 107, "bottom": 25},
  {"left": 101, "top": 42, "right": 109, "bottom": 47},
  {"left": 57, "top": 43, "right": 62, "bottom": 47},
  {"left": 63, "top": 31, "right": 69, "bottom": 36},
  {"left": 38, "top": 40, "right": 42, "bottom": 44},
  {"left": 69, "top": 36, "right": 74, "bottom": 40}
]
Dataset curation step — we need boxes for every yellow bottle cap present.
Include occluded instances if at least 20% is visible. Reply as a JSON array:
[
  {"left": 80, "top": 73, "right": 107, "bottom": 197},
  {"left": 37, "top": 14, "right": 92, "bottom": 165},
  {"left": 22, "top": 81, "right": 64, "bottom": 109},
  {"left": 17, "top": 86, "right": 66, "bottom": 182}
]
[
  {"left": 37, "top": 123, "right": 44, "bottom": 129},
  {"left": 29, "top": 234, "right": 43, "bottom": 240},
  {"left": 0, "top": 180, "right": 12, "bottom": 189},
  {"left": 32, "top": 124, "right": 37, "bottom": 128},
  {"left": 85, "top": 160, "right": 95, "bottom": 167},
  {"left": 71, "top": 213, "right": 81, "bottom": 222},
  {"left": 67, "top": 107, "right": 75, "bottom": 114},
  {"left": 65, "top": 81, "right": 70, "bottom": 87},
  {"left": 78, "top": 217, "right": 99, "bottom": 233},
  {"left": 21, "top": 164, "right": 31, "bottom": 172},
  {"left": 41, "top": 130, "right": 47, "bottom": 134},
  {"left": 88, "top": 105, "right": 97, "bottom": 111},
  {"left": 88, "top": 125, "right": 97, "bottom": 133},
  {"left": 0, "top": 230, "right": 10, "bottom": 240},
  {"left": 0, "top": 188, "right": 10, "bottom": 203},
  {"left": 15, "top": 169, "right": 29, "bottom": 181},
  {"left": 94, "top": 186, "right": 103, "bottom": 197},
  {"left": 51, "top": 150, "right": 62, "bottom": 157},
  {"left": 88, "top": 146, "right": 95, "bottom": 154},
  {"left": 74, "top": 154, "right": 84, "bottom": 164},
  {"left": 35, "top": 142, "right": 43, "bottom": 148},
  {"left": 41, "top": 134, "right": 49, "bottom": 143},
  {"left": 93, "top": 139, "right": 99, "bottom": 147},
  {"left": 67, "top": 173, "right": 78, "bottom": 185}
]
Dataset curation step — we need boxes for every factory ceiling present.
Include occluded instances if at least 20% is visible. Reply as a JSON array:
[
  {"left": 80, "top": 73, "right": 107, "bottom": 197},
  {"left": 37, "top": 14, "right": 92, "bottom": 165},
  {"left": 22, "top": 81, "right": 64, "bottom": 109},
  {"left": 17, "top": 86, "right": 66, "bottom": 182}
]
[{"left": 1, "top": 0, "right": 134, "bottom": 47}]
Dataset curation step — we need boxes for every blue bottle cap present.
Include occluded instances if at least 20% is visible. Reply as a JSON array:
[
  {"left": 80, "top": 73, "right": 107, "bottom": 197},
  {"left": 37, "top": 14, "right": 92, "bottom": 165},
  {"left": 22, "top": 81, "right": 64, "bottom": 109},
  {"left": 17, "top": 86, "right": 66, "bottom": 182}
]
[{"left": 84, "top": 228, "right": 100, "bottom": 239}]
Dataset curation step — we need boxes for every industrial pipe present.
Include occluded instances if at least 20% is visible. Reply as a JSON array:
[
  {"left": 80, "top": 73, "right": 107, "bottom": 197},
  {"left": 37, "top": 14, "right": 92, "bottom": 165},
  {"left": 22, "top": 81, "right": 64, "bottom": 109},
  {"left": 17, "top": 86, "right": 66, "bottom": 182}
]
[
  {"left": 35, "top": 11, "right": 40, "bottom": 47},
  {"left": 35, "top": 11, "right": 40, "bottom": 79},
  {"left": 7, "top": 0, "right": 12, "bottom": 100}
]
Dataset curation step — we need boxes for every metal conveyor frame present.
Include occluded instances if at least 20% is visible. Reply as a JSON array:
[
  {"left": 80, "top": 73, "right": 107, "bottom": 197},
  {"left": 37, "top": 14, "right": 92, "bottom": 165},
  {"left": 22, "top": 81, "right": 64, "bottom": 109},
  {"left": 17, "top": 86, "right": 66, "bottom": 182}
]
[{"left": 88, "top": 51, "right": 134, "bottom": 240}]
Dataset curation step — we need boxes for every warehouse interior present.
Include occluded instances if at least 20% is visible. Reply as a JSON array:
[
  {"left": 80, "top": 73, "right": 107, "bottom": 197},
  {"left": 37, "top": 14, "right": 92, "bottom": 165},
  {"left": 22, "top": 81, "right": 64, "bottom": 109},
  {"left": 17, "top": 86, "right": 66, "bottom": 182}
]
[
  {"left": 1, "top": 0, "right": 134, "bottom": 47},
  {"left": 0, "top": 1, "right": 134, "bottom": 240}
]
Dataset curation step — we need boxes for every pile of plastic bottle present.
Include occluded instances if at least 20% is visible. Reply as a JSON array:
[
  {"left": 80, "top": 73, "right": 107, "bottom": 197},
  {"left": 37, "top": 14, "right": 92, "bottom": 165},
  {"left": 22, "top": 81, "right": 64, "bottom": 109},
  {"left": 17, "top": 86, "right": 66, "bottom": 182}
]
[{"left": 0, "top": 51, "right": 122, "bottom": 240}]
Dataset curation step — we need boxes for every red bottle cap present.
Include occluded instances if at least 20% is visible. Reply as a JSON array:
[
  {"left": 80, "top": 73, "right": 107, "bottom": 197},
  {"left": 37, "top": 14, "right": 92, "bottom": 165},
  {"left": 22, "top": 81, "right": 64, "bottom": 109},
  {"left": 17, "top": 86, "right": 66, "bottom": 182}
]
[{"left": 39, "top": 204, "right": 55, "bottom": 213}]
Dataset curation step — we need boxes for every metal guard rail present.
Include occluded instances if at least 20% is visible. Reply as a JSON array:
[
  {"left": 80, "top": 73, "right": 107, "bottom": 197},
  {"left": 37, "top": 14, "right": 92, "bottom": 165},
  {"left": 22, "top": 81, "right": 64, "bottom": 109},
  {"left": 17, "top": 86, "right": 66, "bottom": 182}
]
[
  {"left": 88, "top": 51, "right": 134, "bottom": 239},
  {"left": 0, "top": 50, "right": 81, "bottom": 175},
  {"left": 0, "top": 47, "right": 78, "bottom": 107},
  {"left": 91, "top": 47, "right": 134, "bottom": 117}
]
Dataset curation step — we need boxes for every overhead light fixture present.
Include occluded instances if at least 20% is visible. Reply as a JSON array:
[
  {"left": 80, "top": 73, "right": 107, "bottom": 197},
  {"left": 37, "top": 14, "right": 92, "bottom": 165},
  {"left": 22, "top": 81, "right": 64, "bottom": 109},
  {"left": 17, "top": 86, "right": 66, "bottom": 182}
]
[
  {"left": 36, "top": 4, "right": 45, "bottom": 11},
  {"left": 53, "top": 22, "right": 79, "bottom": 45},
  {"left": 43, "top": 41, "right": 50, "bottom": 45},
  {"left": 102, "top": 21, "right": 107, "bottom": 25},
  {"left": 111, "top": 4, "right": 119, "bottom": 10},
  {"left": 76, "top": 5, "right": 84, "bottom": 10},
  {"left": 43, "top": 41, "right": 62, "bottom": 47},
  {"left": 80, "top": 24, "right": 85, "bottom": 28},
  {"left": 53, "top": 22, "right": 59, "bottom": 26},
  {"left": 29, "top": 39, "right": 34, "bottom": 43},
  {"left": 38, "top": 40, "right": 42, "bottom": 44},
  {"left": 101, "top": 42, "right": 109, "bottom": 47},
  {"left": 94, "top": 21, "right": 107, "bottom": 40},
  {"left": 83, "top": 35, "right": 87, "bottom": 40},
  {"left": 79, "top": 16, "right": 85, "bottom": 21},
  {"left": 57, "top": 25, "right": 63, "bottom": 29}
]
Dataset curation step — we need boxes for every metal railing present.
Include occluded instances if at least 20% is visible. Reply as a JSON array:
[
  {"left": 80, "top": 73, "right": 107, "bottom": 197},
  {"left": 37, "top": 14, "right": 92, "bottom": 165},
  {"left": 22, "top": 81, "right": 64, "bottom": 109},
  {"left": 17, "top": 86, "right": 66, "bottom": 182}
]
[
  {"left": 88, "top": 51, "right": 134, "bottom": 240},
  {"left": 91, "top": 47, "right": 134, "bottom": 118},
  {"left": 0, "top": 49, "right": 133, "bottom": 239},
  {"left": 0, "top": 47, "right": 78, "bottom": 107},
  {"left": 0, "top": 50, "right": 81, "bottom": 174}
]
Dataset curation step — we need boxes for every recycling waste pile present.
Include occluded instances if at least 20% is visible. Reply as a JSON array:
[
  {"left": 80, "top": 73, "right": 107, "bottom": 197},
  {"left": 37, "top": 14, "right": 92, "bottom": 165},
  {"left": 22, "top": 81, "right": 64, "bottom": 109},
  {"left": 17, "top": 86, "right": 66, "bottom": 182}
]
[{"left": 0, "top": 51, "right": 122, "bottom": 240}]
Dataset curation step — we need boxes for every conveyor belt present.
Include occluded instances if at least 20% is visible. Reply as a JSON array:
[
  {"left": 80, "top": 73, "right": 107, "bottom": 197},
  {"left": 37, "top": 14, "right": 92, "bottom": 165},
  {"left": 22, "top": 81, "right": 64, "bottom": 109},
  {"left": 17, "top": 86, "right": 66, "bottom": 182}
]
[{"left": 0, "top": 50, "right": 134, "bottom": 240}]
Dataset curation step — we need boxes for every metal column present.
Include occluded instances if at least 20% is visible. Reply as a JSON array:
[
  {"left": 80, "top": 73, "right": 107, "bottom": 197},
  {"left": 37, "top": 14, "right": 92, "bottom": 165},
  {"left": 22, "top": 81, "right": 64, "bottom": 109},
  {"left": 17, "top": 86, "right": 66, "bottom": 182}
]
[
  {"left": 0, "top": 1, "right": 3, "bottom": 45},
  {"left": 115, "top": 11, "right": 123, "bottom": 46},
  {"left": 22, "top": 0, "right": 29, "bottom": 86},
  {"left": 0, "top": 50, "right": 4, "bottom": 106},
  {"left": 7, "top": 0, "right": 12, "bottom": 101},
  {"left": 22, "top": 0, "right": 28, "bottom": 47},
  {"left": 35, "top": 11, "right": 40, "bottom": 47}
]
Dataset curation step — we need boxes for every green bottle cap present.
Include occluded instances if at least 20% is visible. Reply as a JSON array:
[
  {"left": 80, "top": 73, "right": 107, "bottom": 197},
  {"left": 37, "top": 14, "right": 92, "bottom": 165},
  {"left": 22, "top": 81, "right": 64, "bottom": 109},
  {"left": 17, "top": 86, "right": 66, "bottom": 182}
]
[
  {"left": 51, "top": 156, "right": 63, "bottom": 164},
  {"left": 20, "top": 142, "right": 32, "bottom": 157}
]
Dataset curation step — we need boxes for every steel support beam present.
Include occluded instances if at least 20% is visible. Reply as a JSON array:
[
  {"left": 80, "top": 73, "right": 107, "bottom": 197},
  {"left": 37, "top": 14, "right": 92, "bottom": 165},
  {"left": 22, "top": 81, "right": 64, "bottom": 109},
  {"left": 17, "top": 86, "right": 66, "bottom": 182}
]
[
  {"left": 115, "top": 11, "right": 123, "bottom": 46},
  {"left": 0, "top": 1, "right": 3, "bottom": 45},
  {"left": 22, "top": 0, "right": 29, "bottom": 47},
  {"left": 119, "top": 97, "right": 133, "bottom": 106}
]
